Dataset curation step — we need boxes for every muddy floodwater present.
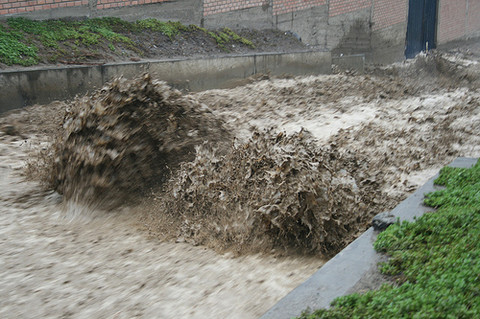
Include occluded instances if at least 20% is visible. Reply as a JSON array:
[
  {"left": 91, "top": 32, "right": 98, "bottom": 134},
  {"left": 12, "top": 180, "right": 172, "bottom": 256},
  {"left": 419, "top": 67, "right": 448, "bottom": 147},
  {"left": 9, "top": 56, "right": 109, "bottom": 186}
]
[
  {"left": 1, "top": 49, "right": 480, "bottom": 318},
  {"left": 0, "top": 135, "right": 323, "bottom": 318}
]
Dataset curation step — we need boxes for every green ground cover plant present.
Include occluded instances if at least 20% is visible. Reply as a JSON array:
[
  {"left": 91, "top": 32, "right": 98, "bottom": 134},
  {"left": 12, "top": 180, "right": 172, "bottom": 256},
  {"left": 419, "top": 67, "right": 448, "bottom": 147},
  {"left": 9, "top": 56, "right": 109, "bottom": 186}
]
[
  {"left": 0, "top": 17, "right": 255, "bottom": 66},
  {"left": 208, "top": 27, "right": 255, "bottom": 50},
  {"left": 299, "top": 159, "right": 480, "bottom": 318},
  {"left": 0, "top": 24, "right": 38, "bottom": 66}
]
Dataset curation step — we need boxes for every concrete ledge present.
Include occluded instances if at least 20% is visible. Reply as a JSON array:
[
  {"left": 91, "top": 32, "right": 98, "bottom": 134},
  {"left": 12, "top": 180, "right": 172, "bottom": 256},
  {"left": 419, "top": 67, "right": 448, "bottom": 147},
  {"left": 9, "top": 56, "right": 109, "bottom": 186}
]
[
  {"left": 332, "top": 54, "right": 365, "bottom": 73},
  {"left": 261, "top": 157, "right": 478, "bottom": 319},
  {"left": 0, "top": 51, "right": 331, "bottom": 113}
]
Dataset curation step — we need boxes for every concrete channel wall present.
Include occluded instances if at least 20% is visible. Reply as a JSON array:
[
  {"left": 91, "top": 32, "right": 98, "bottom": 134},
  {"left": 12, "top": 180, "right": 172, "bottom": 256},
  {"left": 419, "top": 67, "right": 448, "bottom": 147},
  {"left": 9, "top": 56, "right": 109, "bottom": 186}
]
[{"left": 0, "top": 50, "right": 331, "bottom": 113}]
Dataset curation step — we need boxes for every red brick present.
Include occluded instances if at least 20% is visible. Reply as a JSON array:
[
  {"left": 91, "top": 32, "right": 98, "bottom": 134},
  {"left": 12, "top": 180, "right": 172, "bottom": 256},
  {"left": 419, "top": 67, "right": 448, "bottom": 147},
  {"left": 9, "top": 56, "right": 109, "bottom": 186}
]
[
  {"left": 438, "top": 0, "right": 467, "bottom": 43},
  {"left": 329, "top": 0, "right": 370, "bottom": 17},
  {"left": 372, "top": 0, "right": 408, "bottom": 31},
  {"left": 467, "top": 0, "right": 480, "bottom": 35}
]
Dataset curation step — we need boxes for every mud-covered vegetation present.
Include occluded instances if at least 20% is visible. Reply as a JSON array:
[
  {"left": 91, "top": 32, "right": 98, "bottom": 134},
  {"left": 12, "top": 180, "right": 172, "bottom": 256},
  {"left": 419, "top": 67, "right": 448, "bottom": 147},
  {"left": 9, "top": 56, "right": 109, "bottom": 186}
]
[{"left": 300, "top": 160, "right": 480, "bottom": 318}]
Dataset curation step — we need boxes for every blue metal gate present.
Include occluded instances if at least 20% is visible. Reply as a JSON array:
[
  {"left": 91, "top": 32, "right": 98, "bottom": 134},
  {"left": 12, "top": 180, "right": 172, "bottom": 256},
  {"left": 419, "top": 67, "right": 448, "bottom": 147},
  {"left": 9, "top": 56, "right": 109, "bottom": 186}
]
[{"left": 405, "top": 0, "right": 438, "bottom": 59}]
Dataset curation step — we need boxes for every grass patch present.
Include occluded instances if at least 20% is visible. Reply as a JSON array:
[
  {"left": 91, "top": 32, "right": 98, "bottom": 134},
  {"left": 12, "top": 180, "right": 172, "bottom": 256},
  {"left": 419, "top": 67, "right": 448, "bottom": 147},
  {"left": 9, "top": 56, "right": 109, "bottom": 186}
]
[
  {"left": 299, "top": 159, "right": 480, "bottom": 318},
  {"left": 207, "top": 28, "right": 255, "bottom": 51},
  {"left": 0, "top": 24, "right": 38, "bottom": 66},
  {"left": 0, "top": 17, "right": 136, "bottom": 65},
  {"left": 135, "top": 18, "right": 188, "bottom": 40},
  {"left": 7, "top": 17, "right": 133, "bottom": 48}
]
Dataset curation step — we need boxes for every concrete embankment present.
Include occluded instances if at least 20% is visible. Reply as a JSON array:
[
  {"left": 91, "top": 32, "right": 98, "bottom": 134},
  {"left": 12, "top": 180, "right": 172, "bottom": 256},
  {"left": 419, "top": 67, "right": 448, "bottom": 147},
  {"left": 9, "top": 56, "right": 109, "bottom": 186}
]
[{"left": 0, "top": 51, "right": 331, "bottom": 112}]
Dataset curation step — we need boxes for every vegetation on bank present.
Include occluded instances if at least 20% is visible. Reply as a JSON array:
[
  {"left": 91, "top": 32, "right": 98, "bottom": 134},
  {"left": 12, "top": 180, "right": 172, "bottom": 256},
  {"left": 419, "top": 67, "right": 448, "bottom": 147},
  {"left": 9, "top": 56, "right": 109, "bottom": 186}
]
[
  {"left": 0, "top": 17, "right": 255, "bottom": 66},
  {"left": 299, "top": 160, "right": 480, "bottom": 318}
]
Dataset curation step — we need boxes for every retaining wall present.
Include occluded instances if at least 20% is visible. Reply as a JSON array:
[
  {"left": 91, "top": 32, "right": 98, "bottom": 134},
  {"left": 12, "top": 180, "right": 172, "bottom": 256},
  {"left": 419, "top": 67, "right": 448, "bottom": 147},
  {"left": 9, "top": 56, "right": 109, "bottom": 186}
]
[
  {"left": 0, "top": 0, "right": 408, "bottom": 63},
  {"left": 1, "top": 1, "right": 479, "bottom": 64},
  {"left": 0, "top": 50, "right": 331, "bottom": 112}
]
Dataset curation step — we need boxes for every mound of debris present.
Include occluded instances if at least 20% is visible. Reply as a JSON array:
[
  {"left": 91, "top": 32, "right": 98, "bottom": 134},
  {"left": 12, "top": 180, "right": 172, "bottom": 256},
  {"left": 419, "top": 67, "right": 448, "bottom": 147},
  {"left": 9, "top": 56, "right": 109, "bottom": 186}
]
[
  {"left": 146, "top": 129, "right": 386, "bottom": 256},
  {"left": 50, "top": 74, "right": 229, "bottom": 208}
]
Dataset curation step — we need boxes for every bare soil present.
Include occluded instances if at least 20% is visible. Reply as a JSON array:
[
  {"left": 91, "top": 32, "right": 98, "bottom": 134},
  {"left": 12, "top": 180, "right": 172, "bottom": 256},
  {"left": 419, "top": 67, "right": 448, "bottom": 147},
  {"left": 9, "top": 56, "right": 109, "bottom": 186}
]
[{"left": 1, "top": 42, "right": 479, "bottom": 318}]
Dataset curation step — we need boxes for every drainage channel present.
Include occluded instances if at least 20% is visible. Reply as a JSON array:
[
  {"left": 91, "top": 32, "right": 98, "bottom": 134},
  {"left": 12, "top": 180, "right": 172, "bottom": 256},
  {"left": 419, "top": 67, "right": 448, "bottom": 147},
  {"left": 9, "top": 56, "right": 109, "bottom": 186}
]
[{"left": 0, "top": 51, "right": 331, "bottom": 113}]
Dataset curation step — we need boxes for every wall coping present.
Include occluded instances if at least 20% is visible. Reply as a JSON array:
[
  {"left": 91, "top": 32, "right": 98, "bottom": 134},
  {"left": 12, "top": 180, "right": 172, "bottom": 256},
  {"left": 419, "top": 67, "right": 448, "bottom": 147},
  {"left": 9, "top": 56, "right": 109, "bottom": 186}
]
[{"left": 0, "top": 50, "right": 331, "bottom": 112}]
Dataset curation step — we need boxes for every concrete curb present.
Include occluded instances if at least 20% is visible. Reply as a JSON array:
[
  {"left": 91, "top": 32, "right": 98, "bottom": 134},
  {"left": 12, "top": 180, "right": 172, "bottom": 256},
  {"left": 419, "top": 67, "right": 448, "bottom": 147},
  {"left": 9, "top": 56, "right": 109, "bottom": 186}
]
[
  {"left": 332, "top": 54, "right": 365, "bottom": 73},
  {"left": 0, "top": 50, "right": 331, "bottom": 113},
  {"left": 261, "top": 157, "right": 478, "bottom": 319}
]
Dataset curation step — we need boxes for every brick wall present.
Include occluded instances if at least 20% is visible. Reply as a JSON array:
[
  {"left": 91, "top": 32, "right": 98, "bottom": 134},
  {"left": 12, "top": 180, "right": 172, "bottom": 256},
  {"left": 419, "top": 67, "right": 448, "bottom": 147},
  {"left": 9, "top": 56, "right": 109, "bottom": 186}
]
[
  {"left": 0, "top": 0, "right": 170, "bottom": 15},
  {"left": 203, "top": 0, "right": 264, "bottom": 16},
  {"left": 96, "top": 0, "right": 166, "bottom": 11},
  {"left": 328, "top": 0, "right": 370, "bottom": 17},
  {"left": 372, "top": 0, "right": 408, "bottom": 31},
  {"left": 437, "top": 0, "right": 467, "bottom": 43},
  {"left": 272, "top": 0, "right": 326, "bottom": 15},
  {"left": 467, "top": 0, "right": 480, "bottom": 36},
  {"left": 0, "top": 0, "right": 88, "bottom": 15}
]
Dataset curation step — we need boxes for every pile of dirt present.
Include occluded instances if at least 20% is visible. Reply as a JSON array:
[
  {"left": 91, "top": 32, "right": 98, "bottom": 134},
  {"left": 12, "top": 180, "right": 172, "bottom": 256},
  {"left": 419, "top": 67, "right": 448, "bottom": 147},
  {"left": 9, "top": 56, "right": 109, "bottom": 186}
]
[
  {"left": 142, "top": 129, "right": 387, "bottom": 256},
  {"left": 0, "top": 17, "right": 309, "bottom": 69},
  {"left": 44, "top": 74, "right": 229, "bottom": 208}
]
